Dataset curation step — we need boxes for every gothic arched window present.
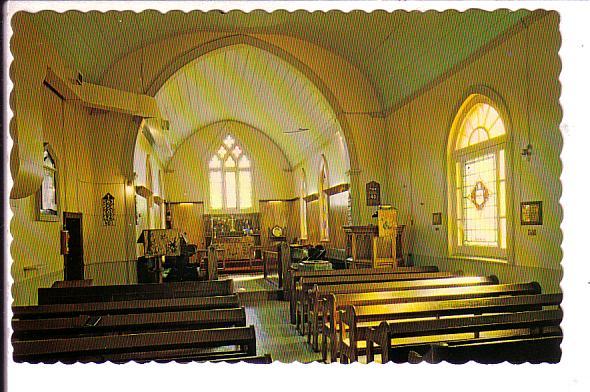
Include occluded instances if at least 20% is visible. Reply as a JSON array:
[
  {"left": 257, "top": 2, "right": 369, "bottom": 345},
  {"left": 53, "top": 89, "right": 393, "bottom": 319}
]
[
  {"left": 38, "top": 145, "right": 59, "bottom": 221},
  {"left": 319, "top": 156, "right": 330, "bottom": 242},
  {"left": 209, "top": 135, "right": 252, "bottom": 211},
  {"left": 300, "top": 169, "right": 308, "bottom": 240}
]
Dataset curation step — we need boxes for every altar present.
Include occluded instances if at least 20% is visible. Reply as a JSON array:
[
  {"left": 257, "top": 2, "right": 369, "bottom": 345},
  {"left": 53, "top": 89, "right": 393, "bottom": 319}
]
[{"left": 211, "top": 235, "right": 257, "bottom": 261}]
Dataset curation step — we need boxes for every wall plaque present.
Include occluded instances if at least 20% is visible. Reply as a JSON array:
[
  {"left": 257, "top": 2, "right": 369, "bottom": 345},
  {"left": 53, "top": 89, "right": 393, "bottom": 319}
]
[
  {"left": 432, "top": 212, "right": 442, "bottom": 226},
  {"left": 366, "top": 181, "right": 381, "bottom": 206},
  {"left": 521, "top": 201, "right": 543, "bottom": 225},
  {"left": 102, "top": 193, "right": 115, "bottom": 226}
]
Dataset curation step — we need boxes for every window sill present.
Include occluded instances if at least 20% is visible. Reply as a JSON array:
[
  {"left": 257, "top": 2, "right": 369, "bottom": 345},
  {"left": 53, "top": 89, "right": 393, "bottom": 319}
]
[{"left": 449, "top": 254, "right": 510, "bottom": 265}]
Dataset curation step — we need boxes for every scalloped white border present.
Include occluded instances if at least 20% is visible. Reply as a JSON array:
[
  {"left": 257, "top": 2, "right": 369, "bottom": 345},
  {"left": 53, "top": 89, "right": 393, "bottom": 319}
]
[{"left": 3, "top": 2, "right": 589, "bottom": 392}]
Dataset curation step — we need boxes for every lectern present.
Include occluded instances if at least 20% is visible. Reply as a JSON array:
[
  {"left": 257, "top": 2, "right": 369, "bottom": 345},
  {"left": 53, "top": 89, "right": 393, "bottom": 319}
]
[{"left": 343, "top": 224, "right": 404, "bottom": 268}]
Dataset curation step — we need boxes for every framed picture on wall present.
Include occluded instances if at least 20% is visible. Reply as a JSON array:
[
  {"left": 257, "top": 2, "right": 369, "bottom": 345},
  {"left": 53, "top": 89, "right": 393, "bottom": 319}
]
[{"left": 520, "top": 201, "right": 543, "bottom": 225}]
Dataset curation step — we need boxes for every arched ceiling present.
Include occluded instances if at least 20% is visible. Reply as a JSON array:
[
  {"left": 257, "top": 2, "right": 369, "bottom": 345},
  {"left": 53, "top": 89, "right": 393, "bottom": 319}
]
[
  {"left": 24, "top": 9, "right": 532, "bottom": 111},
  {"left": 153, "top": 43, "right": 343, "bottom": 168}
]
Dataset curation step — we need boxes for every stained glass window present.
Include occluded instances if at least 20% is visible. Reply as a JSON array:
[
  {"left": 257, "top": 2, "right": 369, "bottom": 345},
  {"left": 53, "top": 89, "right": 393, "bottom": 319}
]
[
  {"left": 300, "top": 169, "right": 308, "bottom": 240},
  {"left": 451, "top": 98, "right": 508, "bottom": 259},
  {"left": 40, "top": 148, "right": 58, "bottom": 218},
  {"left": 319, "top": 157, "right": 330, "bottom": 242},
  {"left": 209, "top": 136, "right": 252, "bottom": 211}
]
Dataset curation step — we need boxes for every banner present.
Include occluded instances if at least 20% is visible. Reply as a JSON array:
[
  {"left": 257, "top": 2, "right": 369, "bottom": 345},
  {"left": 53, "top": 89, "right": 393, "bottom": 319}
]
[{"left": 378, "top": 208, "right": 397, "bottom": 237}]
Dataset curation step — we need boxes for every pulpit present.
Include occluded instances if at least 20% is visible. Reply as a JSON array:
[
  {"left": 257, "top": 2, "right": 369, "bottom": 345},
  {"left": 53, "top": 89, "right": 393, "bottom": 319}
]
[{"left": 343, "top": 225, "right": 405, "bottom": 268}]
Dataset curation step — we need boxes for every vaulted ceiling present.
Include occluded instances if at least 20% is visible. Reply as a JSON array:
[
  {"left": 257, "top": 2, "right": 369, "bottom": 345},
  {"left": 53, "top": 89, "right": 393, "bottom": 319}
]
[
  {"left": 22, "top": 9, "right": 532, "bottom": 167},
  {"left": 153, "top": 43, "right": 342, "bottom": 168},
  {"left": 26, "top": 9, "right": 530, "bottom": 111}
]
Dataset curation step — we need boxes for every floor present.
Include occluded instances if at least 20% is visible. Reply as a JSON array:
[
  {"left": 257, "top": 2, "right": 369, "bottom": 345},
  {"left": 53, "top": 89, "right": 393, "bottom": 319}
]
[
  {"left": 245, "top": 299, "right": 323, "bottom": 363},
  {"left": 231, "top": 273, "right": 278, "bottom": 292},
  {"left": 225, "top": 273, "right": 322, "bottom": 363}
]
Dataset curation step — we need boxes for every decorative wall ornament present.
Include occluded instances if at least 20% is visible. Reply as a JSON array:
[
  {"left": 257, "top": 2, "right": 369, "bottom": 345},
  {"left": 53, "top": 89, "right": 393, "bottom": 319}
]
[
  {"left": 102, "top": 193, "right": 115, "bottom": 226},
  {"left": 469, "top": 180, "right": 489, "bottom": 210},
  {"left": 137, "top": 229, "right": 181, "bottom": 257}
]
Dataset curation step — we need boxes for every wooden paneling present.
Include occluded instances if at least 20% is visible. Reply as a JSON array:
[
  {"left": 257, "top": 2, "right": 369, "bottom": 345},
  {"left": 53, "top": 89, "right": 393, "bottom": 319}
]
[
  {"left": 259, "top": 201, "right": 290, "bottom": 249},
  {"left": 169, "top": 202, "right": 205, "bottom": 248},
  {"left": 305, "top": 191, "right": 349, "bottom": 250},
  {"left": 306, "top": 200, "right": 320, "bottom": 244},
  {"left": 328, "top": 191, "right": 349, "bottom": 249},
  {"left": 288, "top": 199, "right": 301, "bottom": 243}
]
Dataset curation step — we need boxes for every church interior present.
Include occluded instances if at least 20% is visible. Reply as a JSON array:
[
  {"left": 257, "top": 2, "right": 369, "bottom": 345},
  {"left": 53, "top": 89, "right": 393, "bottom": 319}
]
[{"left": 7, "top": 8, "right": 564, "bottom": 365}]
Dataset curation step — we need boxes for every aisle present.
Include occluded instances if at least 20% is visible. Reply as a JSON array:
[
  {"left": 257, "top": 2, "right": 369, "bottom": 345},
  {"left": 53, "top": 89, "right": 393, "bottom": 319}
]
[{"left": 244, "top": 299, "right": 322, "bottom": 363}]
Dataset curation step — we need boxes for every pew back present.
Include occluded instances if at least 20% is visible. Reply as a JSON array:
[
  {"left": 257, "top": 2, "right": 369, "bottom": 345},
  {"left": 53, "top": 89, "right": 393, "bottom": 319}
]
[
  {"left": 287, "top": 266, "right": 439, "bottom": 322},
  {"left": 12, "top": 307, "right": 247, "bottom": 340},
  {"left": 13, "top": 294, "right": 240, "bottom": 320},
  {"left": 295, "top": 271, "right": 459, "bottom": 330},
  {"left": 339, "top": 290, "right": 561, "bottom": 362},
  {"left": 13, "top": 325, "right": 257, "bottom": 363},
  {"left": 38, "top": 279, "right": 234, "bottom": 305},
  {"left": 369, "top": 307, "right": 563, "bottom": 363},
  {"left": 321, "top": 281, "right": 542, "bottom": 361}
]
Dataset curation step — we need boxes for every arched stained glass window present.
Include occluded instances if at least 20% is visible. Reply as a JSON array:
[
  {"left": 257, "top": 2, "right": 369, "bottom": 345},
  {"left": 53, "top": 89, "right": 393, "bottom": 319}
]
[
  {"left": 449, "top": 96, "right": 509, "bottom": 260},
  {"left": 38, "top": 145, "right": 59, "bottom": 221},
  {"left": 300, "top": 169, "right": 308, "bottom": 240},
  {"left": 209, "top": 136, "right": 252, "bottom": 211},
  {"left": 319, "top": 156, "right": 330, "bottom": 242}
]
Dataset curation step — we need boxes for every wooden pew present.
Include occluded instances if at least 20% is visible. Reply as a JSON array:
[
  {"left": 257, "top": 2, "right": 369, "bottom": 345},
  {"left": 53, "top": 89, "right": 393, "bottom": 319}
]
[
  {"left": 322, "top": 281, "right": 542, "bottom": 362},
  {"left": 13, "top": 325, "right": 258, "bottom": 363},
  {"left": 307, "top": 275, "right": 498, "bottom": 353},
  {"left": 12, "top": 307, "right": 247, "bottom": 340},
  {"left": 37, "top": 279, "right": 234, "bottom": 305},
  {"left": 368, "top": 305, "right": 562, "bottom": 364},
  {"left": 287, "top": 266, "right": 439, "bottom": 323},
  {"left": 295, "top": 271, "right": 458, "bottom": 333},
  {"left": 408, "top": 335, "right": 562, "bottom": 364},
  {"left": 12, "top": 294, "right": 240, "bottom": 320},
  {"left": 338, "top": 291, "right": 561, "bottom": 363},
  {"left": 209, "top": 353, "right": 273, "bottom": 364}
]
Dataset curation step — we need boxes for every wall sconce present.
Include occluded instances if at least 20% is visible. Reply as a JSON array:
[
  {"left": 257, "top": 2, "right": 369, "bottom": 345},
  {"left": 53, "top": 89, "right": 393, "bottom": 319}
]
[
  {"left": 521, "top": 143, "right": 533, "bottom": 160},
  {"left": 125, "top": 178, "right": 135, "bottom": 195}
]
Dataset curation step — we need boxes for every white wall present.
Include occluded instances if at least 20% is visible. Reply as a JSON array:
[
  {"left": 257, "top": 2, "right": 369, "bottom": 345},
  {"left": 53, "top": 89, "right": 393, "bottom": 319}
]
[
  {"left": 384, "top": 13, "right": 562, "bottom": 292},
  {"left": 164, "top": 120, "right": 294, "bottom": 210}
]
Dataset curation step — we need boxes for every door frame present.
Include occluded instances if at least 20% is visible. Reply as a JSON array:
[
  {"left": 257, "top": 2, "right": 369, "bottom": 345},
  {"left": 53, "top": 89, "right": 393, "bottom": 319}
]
[{"left": 63, "top": 212, "right": 84, "bottom": 280}]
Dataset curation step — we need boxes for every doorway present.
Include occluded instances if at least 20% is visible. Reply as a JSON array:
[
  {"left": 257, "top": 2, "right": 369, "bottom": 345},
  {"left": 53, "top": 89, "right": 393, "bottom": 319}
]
[{"left": 63, "top": 212, "right": 84, "bottom": 280}]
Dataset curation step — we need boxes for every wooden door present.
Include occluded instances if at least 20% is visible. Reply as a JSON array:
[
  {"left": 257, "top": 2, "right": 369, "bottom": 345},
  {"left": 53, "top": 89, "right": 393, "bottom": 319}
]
[{"left": 63, "top": 212, "right": 84, "bottom": 280}]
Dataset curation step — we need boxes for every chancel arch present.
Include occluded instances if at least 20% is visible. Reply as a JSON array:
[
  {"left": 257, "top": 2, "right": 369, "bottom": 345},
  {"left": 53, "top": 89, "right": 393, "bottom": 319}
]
[{"left": 142, "top": 34, "right": 360, "bottom": 173}]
